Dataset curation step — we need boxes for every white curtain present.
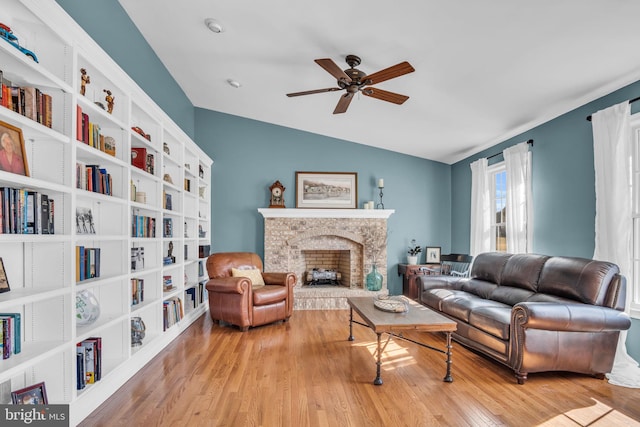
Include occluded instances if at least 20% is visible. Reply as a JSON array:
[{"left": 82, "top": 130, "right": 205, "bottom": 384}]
[
  {"left": 470, "top": 158, "right": 491, "bottom": 256},
  {"left": 504, "top": 142, "right": 533, "bottom": 253},
  {"left": 592, "top": 101, "right": 640, "bottom": 388}
]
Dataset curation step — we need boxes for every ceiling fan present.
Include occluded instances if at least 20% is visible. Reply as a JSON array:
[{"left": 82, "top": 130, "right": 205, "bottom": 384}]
[{"left": 286, "top": 54, "right": 415, "bottom": 114}]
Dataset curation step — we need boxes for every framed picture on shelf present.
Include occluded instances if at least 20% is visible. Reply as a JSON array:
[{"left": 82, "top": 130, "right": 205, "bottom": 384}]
[
  {"left": 426, "top": 246, "right": 441, "bottom": 264},
  {"left": 295, "top": 171, "right": 357, "bottom": 209},
  {"left": 0, "top": 120, "right": 29, "bottom": 176},
  {"left": 76, "top": 207, "right": 96, "bottom": 234},
  {"left": 0, "top": 257, "right": 9, "bottom": 293},
  {"left": 11, "top": 382, "right": 48, "bottom": 404}
]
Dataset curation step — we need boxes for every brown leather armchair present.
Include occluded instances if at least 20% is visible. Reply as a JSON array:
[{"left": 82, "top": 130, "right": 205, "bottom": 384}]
[{"left": 205, "top": 252, "right": 296, "bottom": 331}]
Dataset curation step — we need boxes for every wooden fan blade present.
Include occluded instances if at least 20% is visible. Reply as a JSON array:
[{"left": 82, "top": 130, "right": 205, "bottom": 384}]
[
  {"left": 287, "top": 87, "right": 342, "bottom": 97},
  {"left": 333, "top": 93, "right": 354, "bottom": 114},
  {"left": 364, "top": 61, "right": 415, "bottom": 85},
  {"left": 362, "top": 87, "right": 409, "bottom": 105},
  {"left": 315, "top": 58, "right": 352, "bottom": 83}
]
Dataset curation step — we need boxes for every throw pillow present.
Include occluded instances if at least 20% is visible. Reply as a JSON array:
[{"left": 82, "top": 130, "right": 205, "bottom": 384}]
[{"left": 231, "top": 267, "right": 265, "bottom": 288}]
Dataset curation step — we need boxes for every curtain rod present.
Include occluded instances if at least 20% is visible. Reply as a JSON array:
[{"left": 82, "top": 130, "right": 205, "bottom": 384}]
[
  {"left": 486, "top": 139, "right": 534, "bottom": 160},
  {"left": 585, "top": 96, "right": 640, "bottom": 121}
]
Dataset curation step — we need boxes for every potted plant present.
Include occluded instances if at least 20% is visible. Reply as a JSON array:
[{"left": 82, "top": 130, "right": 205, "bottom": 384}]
[{"left": 407, "top": 239, "right": 422, "bottom": 264}]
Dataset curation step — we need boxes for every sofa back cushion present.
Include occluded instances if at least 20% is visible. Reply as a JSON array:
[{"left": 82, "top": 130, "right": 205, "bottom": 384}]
[
  {"left": 499, "top": 253, "right": 549, "bottom": 291},
  {"left": 470, "top": 252, "right": 512, "bottom": 284},
  {"left": 537, "top": 256, "right": 619, "bottom": 306}
]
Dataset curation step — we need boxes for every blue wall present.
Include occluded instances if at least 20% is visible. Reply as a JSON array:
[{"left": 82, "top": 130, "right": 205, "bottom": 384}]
[
  {"left": 450, "top": 80, "right": 640, "bottom": 361},
  {"left": 55, "top": 0, "right": 195, "bottom": 138},
  {"left": 57, "top": 0, "right": 639, "bottom": 359},
  {"left": 194, "top": 109, "right": 452, "bottom": 294}
]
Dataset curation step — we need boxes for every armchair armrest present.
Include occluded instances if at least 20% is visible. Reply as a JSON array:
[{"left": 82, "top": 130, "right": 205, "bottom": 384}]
[
  {"left": 512, "top": 302, "right": 631, "bottom": 332},
  {"left": 205, "top": 277, "right": 251, "bottom": 295},
  {"left": 262, "top": 272, "right": 296, "bottom": 287}
]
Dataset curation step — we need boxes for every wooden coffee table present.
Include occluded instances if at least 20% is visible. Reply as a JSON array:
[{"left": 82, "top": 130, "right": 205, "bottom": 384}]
[{"left": 347, "top": 296, "right": 457, "bottom": 385}]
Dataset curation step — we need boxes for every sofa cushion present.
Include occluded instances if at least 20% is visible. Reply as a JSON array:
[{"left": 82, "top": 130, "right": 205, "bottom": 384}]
[
  {"left": 468, "top": 305, "right": 512, "bottom": 340},
  {"left": 489, "top": 287, "right": 535, "bottom": 306},
  {"left": 460, "top": 279, "right": 499, "bottom": 299},
  {"left": 500, "top": 253, "right": 548, "bottom": 291},
  {"left": 537, "top": 257, "right": 619, "bottom": 305},
  {"left": 253, "top": 285, "right": 287, "bottom": 306},
  {"left": 470, "top": 252, "right": 512, "bottom": 284},
  {"left": 441, "top": 292, "right": 506, "bottom": 323}
]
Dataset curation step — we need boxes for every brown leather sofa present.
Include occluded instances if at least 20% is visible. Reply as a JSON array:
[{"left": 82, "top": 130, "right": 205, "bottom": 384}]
[
  {"left": 418, "top": 252, "right": 631, "bottom": 384},
  {"left": 205, "top": 252, "right": 296, "bottom": 331}
]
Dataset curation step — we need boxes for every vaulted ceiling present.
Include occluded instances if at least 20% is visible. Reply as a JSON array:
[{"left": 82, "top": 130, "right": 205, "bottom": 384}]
[{"left": 119, "top": 0, "right": 640, "bottom": 164}]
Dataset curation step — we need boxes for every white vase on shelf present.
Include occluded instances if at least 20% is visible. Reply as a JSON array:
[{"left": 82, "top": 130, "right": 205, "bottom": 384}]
[{"left": 407, "top": 255, "right": 419, "bottom": 265}]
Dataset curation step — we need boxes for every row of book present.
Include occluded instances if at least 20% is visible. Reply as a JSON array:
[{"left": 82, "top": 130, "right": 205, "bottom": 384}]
[
  {"left": 163, "top": 297, "right": 183, "bottom": 331},
  {"left": 185, "top": 283, "right": 205, "bottom": 311},
  {"left": 0, "top": 187, "right": 54, "bottom": 234},
  {"left": 76, "top": 246, "right": 101, "bottom": 282},
  {"left": 0, "top": 71, "right": 53, "bottom": 128},
  {"left": 76, "top": 161, "right": 113, "bottom": 196},
  {"left": 162, "top": 190, "right": 172, "bottom": 210},
  {"left": 76, "top": 337, "right": 102, "bottom": 390},
  {"left": 132, "top": 214, "right": 156, "bottom": 238},
  {"left": 76, "top": 106, "right": 116, "bottom": 156},
  {"left": 131, "top": 278, "right": 144, "bottom": 306},
  {"left": 0, "top": 313, "right": 21, "bottom": 360},
  {"left": 131, "top": 147, "right": 155, "bottom": 175}
]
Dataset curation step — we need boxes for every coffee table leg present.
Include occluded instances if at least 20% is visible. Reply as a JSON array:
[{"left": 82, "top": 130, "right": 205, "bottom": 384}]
[
  {"left": 443, "top": 331, "right": 453, "bottom": 383},
  {"left": 348, "top": 307, "right": 354, "bottom": 341},
  {"left": 374, "top": 333, "right": 383, "bottom": 385}
]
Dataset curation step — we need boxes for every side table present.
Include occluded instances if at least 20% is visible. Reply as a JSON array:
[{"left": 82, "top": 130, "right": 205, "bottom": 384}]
[{"left": 398, "top": 263, "right": 440, "bottom": 299}]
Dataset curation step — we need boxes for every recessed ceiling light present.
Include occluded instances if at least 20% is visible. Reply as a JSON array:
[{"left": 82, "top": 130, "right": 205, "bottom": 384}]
[
  {"left": 205, "top": 18, "right": 223, "bottom": 33},
  {"left": 227, "top": 79, "right": 241, "bottom": 88}
]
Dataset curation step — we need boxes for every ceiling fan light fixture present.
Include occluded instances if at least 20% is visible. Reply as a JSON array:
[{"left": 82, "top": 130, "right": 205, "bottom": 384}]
[
  {"left": 226, "top": 79, "right": 241, "bottom": 88},
  {"left": 205, "top": 18, "right": 223, "bottom": 33}
]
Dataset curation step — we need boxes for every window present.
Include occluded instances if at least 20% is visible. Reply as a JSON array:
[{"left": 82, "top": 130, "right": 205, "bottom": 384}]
[{"left": 489, "top": 163, "right": 507, "bottom": 252}]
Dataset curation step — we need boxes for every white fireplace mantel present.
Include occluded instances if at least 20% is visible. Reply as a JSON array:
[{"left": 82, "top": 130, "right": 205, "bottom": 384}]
[{"left": 258, "top": 208, "right": 395, "bottom": 219}]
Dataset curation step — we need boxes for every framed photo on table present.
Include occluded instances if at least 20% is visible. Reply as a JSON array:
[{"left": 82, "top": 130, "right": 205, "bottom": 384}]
[
  {"left": 0, "top": 120, "right": 29, "bottom": 176},
  {"left": 11, "top": 382, "right": 48, "bottom": 404},
  {"left": 295, "top": 171, "right": 357, "bottom": 209},
  {"left": 426, "top": 246, "right": 441, "bottom": 264}
]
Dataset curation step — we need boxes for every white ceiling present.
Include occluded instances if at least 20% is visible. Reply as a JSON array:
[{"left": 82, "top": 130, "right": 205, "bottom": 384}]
[{"left": 118, "top": 0, "right": 640, "bottom": 164}]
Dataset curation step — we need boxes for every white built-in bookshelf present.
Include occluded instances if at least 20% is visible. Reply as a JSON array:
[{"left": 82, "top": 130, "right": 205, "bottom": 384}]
[{"left": 0, "top": 0, "right": 212, "bottom": 424}]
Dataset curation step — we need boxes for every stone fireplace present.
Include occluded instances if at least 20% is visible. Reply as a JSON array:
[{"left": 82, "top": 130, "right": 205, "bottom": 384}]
[{"left": 258, "top": 208, "right": 394, "bottom": 309}]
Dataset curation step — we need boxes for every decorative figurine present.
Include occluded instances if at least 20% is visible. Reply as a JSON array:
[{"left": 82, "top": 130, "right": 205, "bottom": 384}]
[
  {"left": 163, "top": 142, "right": 170, "bottom": 155},
  {"left": 269, "top": 180, "right": 285, "bottom": 208},
  {"left": 80, "top": 68, "right": 90, "bottom": 96},
  {"left": 103, "top": 89, "right": 114, "bottom": 114}
]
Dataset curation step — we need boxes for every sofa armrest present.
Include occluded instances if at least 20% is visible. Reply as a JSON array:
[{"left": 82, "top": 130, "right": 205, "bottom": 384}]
[
  {"left": 262, "top": 272, "right": 296, "bottom": 287},
  {"left": 512, "top": 302, "right": 631, "bottom": 332},
  {"left": 205, "top": 277, "right": 250, "bottom": 294}
]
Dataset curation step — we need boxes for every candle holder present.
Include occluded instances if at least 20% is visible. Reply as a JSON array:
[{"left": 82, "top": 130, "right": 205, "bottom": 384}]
[{"left": 376, "top": 185, "right": 385, "bottom": 209}]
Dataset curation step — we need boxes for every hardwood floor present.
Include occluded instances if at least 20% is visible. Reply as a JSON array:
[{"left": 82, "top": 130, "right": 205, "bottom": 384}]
[{"left": 80, "top": 310, "right": 640, "bottom": 426}]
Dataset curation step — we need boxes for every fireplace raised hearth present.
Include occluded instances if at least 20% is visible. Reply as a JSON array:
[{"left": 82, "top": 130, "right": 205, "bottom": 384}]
[{"left": 259, "top": 208, "right": 394, "bottom": 309}]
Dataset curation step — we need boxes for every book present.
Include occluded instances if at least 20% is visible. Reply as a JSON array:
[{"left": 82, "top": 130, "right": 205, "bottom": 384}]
[
  {"left": 86, "top": 337, "right": 102, "bottom": 381},
  {"left": 76, "top": 345, "right": 86, "bottom": 390},
  {"left": 0, "top": 313, "right": 21, "bottom": 354}
]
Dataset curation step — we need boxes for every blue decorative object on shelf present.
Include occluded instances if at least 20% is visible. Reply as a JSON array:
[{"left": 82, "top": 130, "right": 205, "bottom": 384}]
[
  {"left": 0, "top": 24, "right": 39, "bottom": 63},
  {"left": 366, "top": 265, "right": 383, "bottom": 291}
]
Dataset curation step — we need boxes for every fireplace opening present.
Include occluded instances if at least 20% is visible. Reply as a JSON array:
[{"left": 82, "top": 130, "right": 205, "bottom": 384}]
[{"left": 302, "top": 249, "right": 351, "bottom": 287}]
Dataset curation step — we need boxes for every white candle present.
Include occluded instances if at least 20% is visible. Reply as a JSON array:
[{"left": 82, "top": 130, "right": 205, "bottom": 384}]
[
  {"left": 368, "top": 201, "right": 374, "bottom": 209},
  {"left": 378, "top": 178, "right": 384, "bottom": 188}
]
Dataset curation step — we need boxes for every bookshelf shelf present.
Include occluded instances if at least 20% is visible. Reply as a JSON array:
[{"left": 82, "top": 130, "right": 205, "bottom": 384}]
[{"left": 0, "top": 0, "right": 213, "bottom": 424}]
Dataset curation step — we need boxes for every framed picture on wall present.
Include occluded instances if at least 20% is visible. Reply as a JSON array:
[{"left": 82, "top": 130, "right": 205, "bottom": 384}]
[
  {"left": 426, "top": 246, "right": 441, "bottom": 264},
  {"left": 0, "top": 257, "right": 9, "bottom": 293},
  {"left": 0, "top": 120, "right": 29, "bottom": 176},
  {"left": 295, "top": 171, "right": 357, "bottom": 209}
]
